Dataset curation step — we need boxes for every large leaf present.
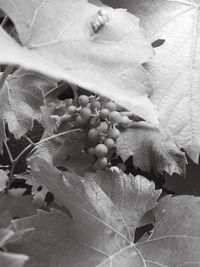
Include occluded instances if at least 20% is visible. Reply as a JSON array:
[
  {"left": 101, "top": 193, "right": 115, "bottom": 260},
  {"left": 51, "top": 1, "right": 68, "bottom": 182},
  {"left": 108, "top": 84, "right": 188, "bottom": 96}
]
[
  {"left": 6, "top": 157, "right": 160, "bottom": 266},
  {"left": 0, "top": 228, "right": 28, "bottom": 267},
  {"left": 0, "top": 68, "right": 56, "bottom": 151},
  {"left": 136, "top": 195, "right": 200, "bottom": 265},
  {"left": 6, "top": 158, "right": 200, "bottom": 266},
  {"left": 0, "top": 190, "right": 37, "bottom": 228},
  {"left": 28, "top": 158, "right": 161, "bottom": 238},
  {"left": 116, "top": 121, "right": 186, "bottom": 175},
  {"left": 102, "top": 0, "right": 200, "bottom": 162},
  {"left": 0, "top": 0, "right": 157, "bottom": 123}
]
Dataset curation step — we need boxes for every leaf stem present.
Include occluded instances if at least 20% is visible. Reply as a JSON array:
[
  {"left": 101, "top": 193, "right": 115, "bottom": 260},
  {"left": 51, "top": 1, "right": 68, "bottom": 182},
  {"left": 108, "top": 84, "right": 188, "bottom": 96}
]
[
  {"left": 0, "top": 65, "right": 13, "bottom": 92},
  {"left": 3, "top": 141, "right": 14, "bottom": 163},
  {"left": 13, "top": 144, "right": 34, "bottom": 165}
]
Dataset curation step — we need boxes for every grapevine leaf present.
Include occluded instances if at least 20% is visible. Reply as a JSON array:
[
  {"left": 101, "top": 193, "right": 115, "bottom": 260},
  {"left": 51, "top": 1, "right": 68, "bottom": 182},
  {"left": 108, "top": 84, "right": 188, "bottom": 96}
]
[
  {"left": 164, "top": 157, "right": 200, "bottom": 196},
  {"left": 53, "top": 140, "right": 95, "bottom": 175},
  {"left": 0, "top": 1, "right": 157, "bottom": 123},
  {"left": 102, "top": 0, "right": 200, "bottom": 162},
  {"left": 0, "top": 68, "right": 56, "bottom": 152},
  {"left": 5, "top": 157, "right": 160, "bottom": 266},
  {"left": 0, "top": 170, "right": 9, "bottom": 191},
  {"left": 116, "top": 121, "right": 186, "bottom": 175},
  {"left": 0, "top": 190, "right": 37, "bottom": 228},
  {"left": 136, "top": 195, "right": 200, "bottom": 266},
  {"left": 16, "top": 171, "right": 49, "bottom": 207},
  {"left": 29, "top": 129, "right": 94, "bottom": 175},
  {"left": 0, "top": 26, "right": 67, "bottom": 79},
  {"left": 6, "top": 158, "right": 200, "bottom": 266},
  {"left": 0, "top": 228, "right": 28, "bottom": 267},
  {"left": 90, "top": 170, "right": 161, "bottom": 236},
  {"left": 8, "top": 209, "right": 145, "bottom": 267},
  {"left": 28, "top": 157, "right": 160, "bottom": 239}
]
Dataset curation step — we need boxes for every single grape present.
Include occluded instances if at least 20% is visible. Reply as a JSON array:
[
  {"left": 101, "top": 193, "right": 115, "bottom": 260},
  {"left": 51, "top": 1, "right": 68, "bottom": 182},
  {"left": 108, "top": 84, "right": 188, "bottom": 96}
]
[
  {"left": 80, "top": 107, "right": 92, "bottom": 120},
  {"left": 88, "top": 147, "right": 95, "bottom": 155},
  {"left": 68, "top": 105, "right": 77, "bottom": 114},
  {"left": 96, "top": 157, "right": 108, "bottom": 169},
  {"left": 107, "top": 128, "right": 120, "bottom": 140},
  {"left": 88, "top": 128, "right": 99, "bottom": 141},
  {"left": 120, "top": 115, "right": 130, "bottom": 127},
  {"left": 89, "top": 117, "right": 101, "bottom": 128},
  {"left": 94, "top": 144, "right": 108, "bottom": 157},
  {"left": 109, "top": 111, "right": 121, "bottom": 124},
  {"left": 99, "top": 135, "right": 106, "bottom": 142},
  {"left": 75, "top": 115, "right": 88, "bottom": 126},
  {"left": 104, "top": 138, "right": 115, "bottom": 149},
  {"left": 105, "top": 101, "right": 117, "bottom": 112},
  {"left": 78, "top": 95, "right": 89, "bottom": 107},
  {"left": 97, "top": 121, "right": 109, "bottom": 133},
  {"left": 99, "top": 108, "right": 110, "bottom": 119},
  {"left": 90, "top": 100, "right": 101, "bottom": 110}
]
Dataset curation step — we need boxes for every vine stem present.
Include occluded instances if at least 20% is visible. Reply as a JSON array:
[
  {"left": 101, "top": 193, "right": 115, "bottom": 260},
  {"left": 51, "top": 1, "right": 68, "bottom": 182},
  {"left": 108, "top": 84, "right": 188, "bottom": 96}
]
[
  {"left": 35, "top": 128, "right": 81, "bottom": 146},
  {"left": 1, "top": 16, "right": 8, "bottom": 28},
  {"left": 4, "top": 128, "right": 81, "bottom": 191},
  {"left": 3, "top": 141, "right": 14, "bottom": 162},
  {"left": 0, "top": 65, "right": 13, "bottom": 92}
]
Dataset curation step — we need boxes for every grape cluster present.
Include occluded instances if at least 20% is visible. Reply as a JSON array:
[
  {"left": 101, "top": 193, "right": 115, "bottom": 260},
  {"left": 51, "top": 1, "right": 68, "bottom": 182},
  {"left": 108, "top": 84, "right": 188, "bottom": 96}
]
[{"left": 60, "top": 95, "right": 131, "bottom": 170}]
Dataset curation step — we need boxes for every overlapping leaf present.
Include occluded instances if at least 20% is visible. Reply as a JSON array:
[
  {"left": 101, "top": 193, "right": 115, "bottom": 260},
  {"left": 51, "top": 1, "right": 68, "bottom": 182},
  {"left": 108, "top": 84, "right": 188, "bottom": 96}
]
[
  {"left": 0, "top": 68, "right": 56, "bottom": 151},
  {"left": 28, "top": 128, "right": 94, "bottom": 175},
  {"left": 0, "top": 228, "right": 28, "bottom": 267},
  {"left": 0, "top": 190, "right": 37, "bottom": 228},
  {"left": 6, "top": 157, "right": 159, "bottom": 266},
  {"left": 103, "top": 0, "right": 200, "bottom": 162},
  {"left": 136, "top": 195, "right": 200, "bottom": 266},
  {"left": 116, "top": 121, "right": 186, "bottom": 175},
  {"left": 0, "top": 0, "right": 157, "bottom": 123},
  {"left": 5, "top": 157, "right": 200, "bottom": 266}
]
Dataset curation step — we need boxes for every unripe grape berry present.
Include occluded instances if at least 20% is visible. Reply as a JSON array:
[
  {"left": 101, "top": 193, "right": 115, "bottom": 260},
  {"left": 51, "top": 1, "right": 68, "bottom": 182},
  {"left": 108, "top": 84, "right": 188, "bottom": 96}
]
[
  {"left": 97, "top": 121, "right": 109, "bottom": 133},
  {"left": 104, "top": 138, "right": 115, "bottom": 149},
  {"left": 75, "top": 115, "right": 87, "bottom": 126},
  {"left": 78, "top": 95, "right": 89, "bottom": 107},
  {"left": 120, "top": 116, "right": 130, "bottom": 127},
  {"left": 88, "top": 147, "right": 95, "bottom": 155},
  {"left": 68, "top": 105, "right": 77, "bottom": 114},
  {"left": 109, "top": 111, "right": 121, "bottom": 124},
  {"left": 96, "top": 157, "right": 108, "bottom": 169},
  {"left": 94, "top": 144, "right": 108, "bottom": 157},
  {"left": 100, "top": 135, "right": 106, "bottom": 142},
  {"left": 89, "top": 117, "right": 101, "bottom": 128},
  {"left": 107, "top": 128, "right": 120, "bottom": 140},
  {"left": 90, "top": 100, "right": 101, "bottom": 110},
  {"left": 105, "top": 101, "right": 117, "bottom": 112},
  {"left": 80, "top": 107, "right": 92, "bottom": 120},
  {"left": 88, "top": 128, "right": 99, "bottom": 141},
  {"left": 99, "top": 108, "right": 110, "bottom": 119}
]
